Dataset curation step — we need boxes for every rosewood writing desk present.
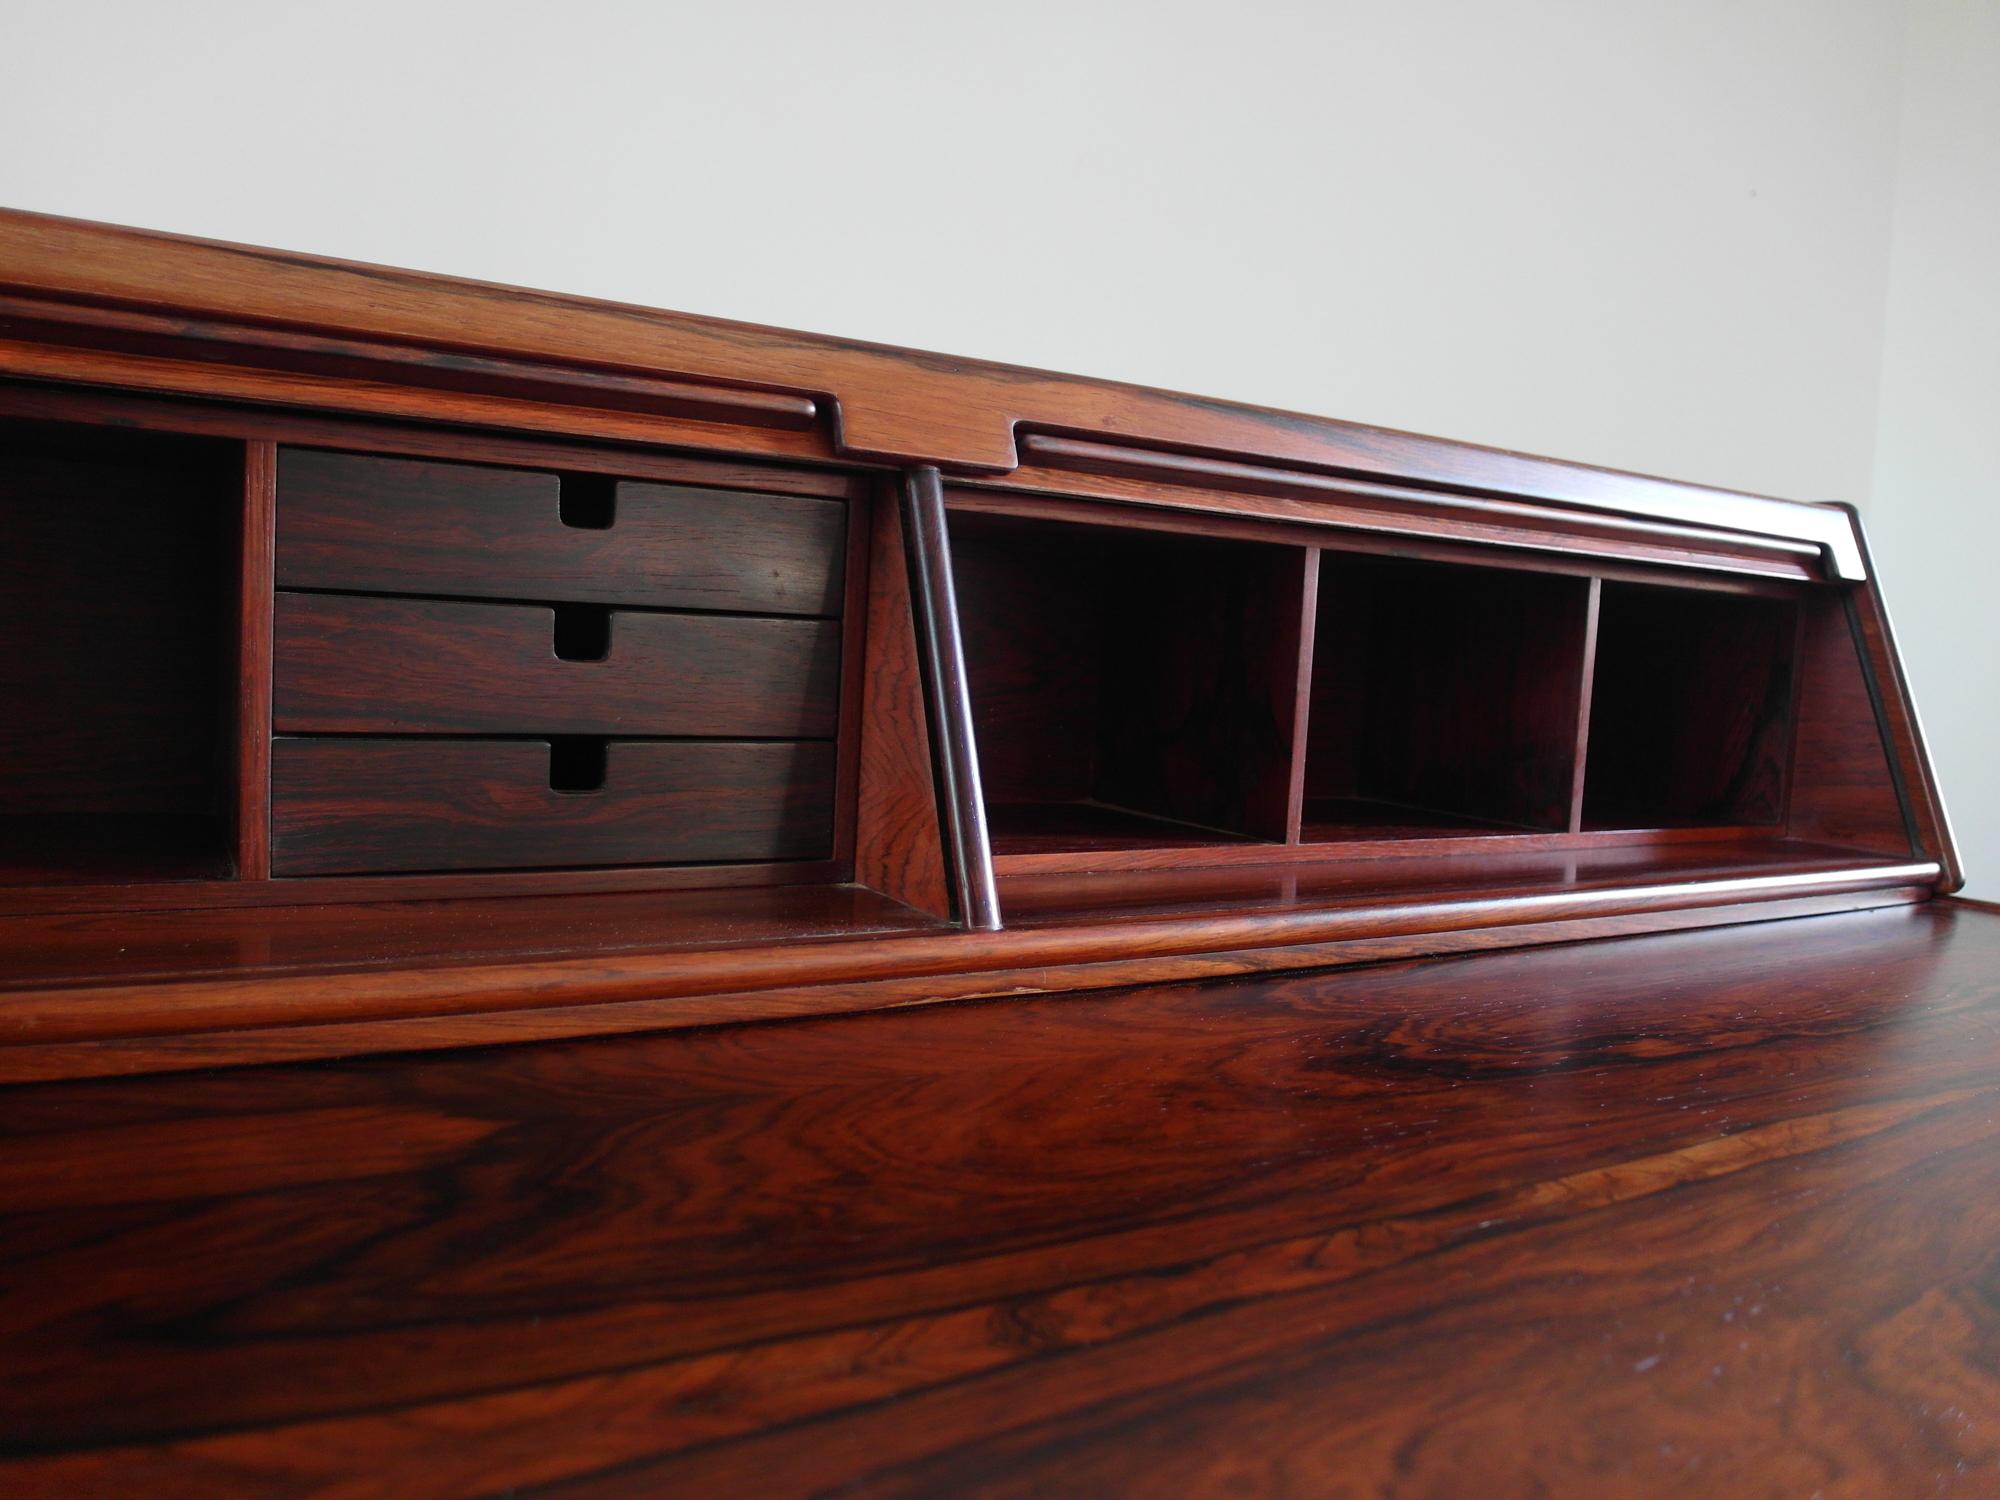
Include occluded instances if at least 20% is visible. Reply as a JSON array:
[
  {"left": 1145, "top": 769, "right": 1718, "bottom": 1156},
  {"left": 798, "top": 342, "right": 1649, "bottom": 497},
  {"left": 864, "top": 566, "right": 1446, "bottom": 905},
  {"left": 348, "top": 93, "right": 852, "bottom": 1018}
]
[
  {"left": 0, "top": 209, "right": 1963, "bottom": 1081},
  {"left": 1, "top": 211, "right": 1995, "bottom": 1497}
]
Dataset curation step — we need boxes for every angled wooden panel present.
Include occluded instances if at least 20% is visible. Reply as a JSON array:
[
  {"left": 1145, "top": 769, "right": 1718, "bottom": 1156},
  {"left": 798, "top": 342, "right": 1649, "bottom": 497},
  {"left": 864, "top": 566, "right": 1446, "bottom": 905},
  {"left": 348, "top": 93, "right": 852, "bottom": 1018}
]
[
  {"left": 1787, "top": 591, "right": 1914, "bottom": 856},
  {"left": 854, "top": 495, "right": 952, "bottom": 920}
]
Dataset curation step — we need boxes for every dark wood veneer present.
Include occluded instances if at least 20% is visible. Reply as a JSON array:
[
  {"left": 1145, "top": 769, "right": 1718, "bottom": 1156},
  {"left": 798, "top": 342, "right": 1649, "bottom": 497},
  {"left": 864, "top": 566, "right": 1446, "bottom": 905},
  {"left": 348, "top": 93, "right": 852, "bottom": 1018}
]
[
  {"left": 3, "top": 904, "right": 1999, "bottom": 1494},
  {"left": 271, "top": 737, "right": 836, "bottom": 875},
  {"left": 0, "top": 210, "right": 1961, "bottom": 1078},
  {"left": 953, "top": 510, "right": 1308, "bottom": 852},
  {"left": 277, "top": 448, "right": 848, "bottom": 615},
  {"left": 273, "top": 592, "right": 842, "bottom": 738}
]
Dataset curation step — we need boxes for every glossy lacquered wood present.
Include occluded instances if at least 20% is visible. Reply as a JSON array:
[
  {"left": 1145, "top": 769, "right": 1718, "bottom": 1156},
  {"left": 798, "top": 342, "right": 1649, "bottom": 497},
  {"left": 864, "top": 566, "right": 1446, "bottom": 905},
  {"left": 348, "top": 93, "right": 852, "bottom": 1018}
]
[
  {"left": 1, "top": 902, "right": 1995, "bottom": 1496},
  {"left": 0, "top": 209, "right": 1874, "bottom": 578},
  {"left": 0, "top": 212, "right": 1966, "bottom": 1080},
  {"left": 0, "top": 839, "right": 1938, "bottom": 1080},
  {"left": 270, "top": 738, "right": 836, "bottom": 875},
  {"left": 273, "top": 592, "right": 842, "bottom": 738},
  {"left": 233, "top": 442, "right": 277, "bottom": 880},
  {"left": 276, "top": 448, "right": 848, "bottom": 615},
  {"left": 855, "top": 484, "right": 954, "bottom": 923},
  {"left": 952, "top": 510, "right": 1310, "bottom": 851}
]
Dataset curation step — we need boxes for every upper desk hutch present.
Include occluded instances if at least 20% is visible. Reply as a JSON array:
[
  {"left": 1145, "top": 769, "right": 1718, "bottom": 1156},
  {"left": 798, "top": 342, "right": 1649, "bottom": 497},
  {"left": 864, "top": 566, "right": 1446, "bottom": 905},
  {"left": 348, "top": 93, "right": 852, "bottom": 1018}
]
[{"left": 0, "top": 210, "right": 1961, "bottom": 1083}]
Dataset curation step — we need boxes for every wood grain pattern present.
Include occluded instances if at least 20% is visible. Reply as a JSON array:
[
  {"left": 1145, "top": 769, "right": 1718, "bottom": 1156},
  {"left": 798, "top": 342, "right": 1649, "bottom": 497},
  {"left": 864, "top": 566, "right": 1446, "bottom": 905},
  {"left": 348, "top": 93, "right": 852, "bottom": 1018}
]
[
  {"left": 277, "top": 448, "right": 848, "bottom": 616},
  {"left": 0, "top": 213, "right": 1961, "bottom": 1086},
  {"left": 0, "top": 884, "right": 940, "bottom": 996},
  {"left": 854, "top": 492, "right": 952, "bottom": 920},
  {"left": 1011, "top": 433, "right": 1836, "bottom": 581},
  {"left": 273, "top": 592, "right": 842, "bottom": 739},
  {"left": 948, "top": 482, "right": 1823, "bottom": 592},
  {"left": 234, "top": 441, "right": 276, "bottom": 879},
  {"left": 1786, "top": 589, "right": 1912, "bottom": 856},
  {"left": 0, "top": 208, "right": 1870, "bottom": 579},
  {"left": 0, "top": 837, "right": 1937, "bottom": 1075},
  {"left": 0, "top": 290, "right": 822, "bottom": 428},
  {"left": 0, "top": 377, "right": 866, "bottom": 500},
  {"left": 0, "top": 902, "right": 1995, "bottom": 1496},
  {"left": 270, "top": 738, "right": 836, "bottom": 875}
]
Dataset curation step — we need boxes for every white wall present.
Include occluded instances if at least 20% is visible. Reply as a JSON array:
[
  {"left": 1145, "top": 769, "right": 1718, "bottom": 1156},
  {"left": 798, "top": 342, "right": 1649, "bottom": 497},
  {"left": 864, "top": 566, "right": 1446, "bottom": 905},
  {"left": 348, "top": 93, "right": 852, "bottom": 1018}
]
[
  {"left": 0, "top": 0, "right": 1988, "bottom": 887},
  {"left": 1868, "top": 0, "right": 2000, "bottom": 900}
]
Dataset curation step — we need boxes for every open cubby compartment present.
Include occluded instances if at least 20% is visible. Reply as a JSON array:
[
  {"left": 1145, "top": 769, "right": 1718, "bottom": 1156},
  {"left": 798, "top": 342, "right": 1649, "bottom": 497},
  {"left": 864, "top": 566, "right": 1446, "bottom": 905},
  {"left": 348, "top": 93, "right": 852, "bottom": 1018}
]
[
  {"left": 1582, "top": 581, "right": 1799, "bottom": 831},
  {"left": 1303, "top": 551, "right": 1593, "bottom": 841},
  {"left": 0, "top": 415, "right": 243, "bottom": 884},
  {"left": 950, "top": 511, "right": 1311, "bottom": 856}
]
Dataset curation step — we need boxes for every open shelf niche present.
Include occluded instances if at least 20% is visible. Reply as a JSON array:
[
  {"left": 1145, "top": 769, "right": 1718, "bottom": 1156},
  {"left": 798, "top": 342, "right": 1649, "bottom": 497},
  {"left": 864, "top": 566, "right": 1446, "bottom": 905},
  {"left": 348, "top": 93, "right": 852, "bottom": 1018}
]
[
  {"left": 0, "top": 415, "right": 244, "bottom": 885},
  {"left": 947, "top": 494, "right": 1926, "bottom": 912},
  {"left": 1581, "top": 581, "right": 1799, "bottom": 830},
  {"left": 1302, "top": 552, "right": 1594, "bottom": 842},
  {"left": 949, "top": 511, "right": 1312, "bottom": 857}
]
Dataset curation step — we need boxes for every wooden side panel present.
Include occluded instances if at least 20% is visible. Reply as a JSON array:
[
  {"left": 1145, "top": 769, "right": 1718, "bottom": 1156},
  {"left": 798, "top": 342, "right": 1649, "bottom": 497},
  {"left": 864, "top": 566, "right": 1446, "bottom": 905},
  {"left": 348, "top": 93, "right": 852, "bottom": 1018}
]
[
  {"left": 854, "top": 497, "right": 951, "bottom": 920},
  {"left": 276, "top": 449, "right": 847, "bottom": 616},
  {"left": 271, "top": 739, "right": 836, "bottom": 875},
  {"left": 273, "top": 593, "right": 841, "bottom": 738},
  {"left": 1844, "top": 510, "right": 1962, "bottom": 888},
  {"left": 1788, "top": 590, "right": 1914, "bottom": 855}
]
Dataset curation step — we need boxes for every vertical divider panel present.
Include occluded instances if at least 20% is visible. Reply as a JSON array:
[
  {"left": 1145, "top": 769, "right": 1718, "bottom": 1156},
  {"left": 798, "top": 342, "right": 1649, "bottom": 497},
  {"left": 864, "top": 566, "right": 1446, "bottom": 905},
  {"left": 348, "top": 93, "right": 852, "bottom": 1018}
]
[
  {"left": 1284, "top": 549, "right": 1323, "bottom": 844},
  {"left": 829, "top": 489, "right": 872, "bottom": 869},
  {"left": 235, "top": 440, "right": 277, "bottom": 879},
  {"left": 1567, "top": 577, "right": 1603, "bottom": 834},
  {"left": 855, "top": 486, "right": 953, "bottom": 921}
]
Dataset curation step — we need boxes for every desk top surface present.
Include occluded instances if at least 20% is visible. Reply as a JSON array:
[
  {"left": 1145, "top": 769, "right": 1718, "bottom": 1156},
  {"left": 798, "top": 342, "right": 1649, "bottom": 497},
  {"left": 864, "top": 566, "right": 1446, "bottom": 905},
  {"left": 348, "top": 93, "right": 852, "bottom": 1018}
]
[{"left": 3, "top": 897, "right": 1997, "bottom": 1496}]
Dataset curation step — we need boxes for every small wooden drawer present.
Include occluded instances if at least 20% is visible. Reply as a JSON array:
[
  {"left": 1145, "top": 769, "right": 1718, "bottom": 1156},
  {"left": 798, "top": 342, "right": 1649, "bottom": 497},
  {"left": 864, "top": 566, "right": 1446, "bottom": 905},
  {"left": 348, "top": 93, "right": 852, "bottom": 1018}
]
[
  {"left": 274, "top": 593, "right": 840, "bottom": 738},
  {"left": 276, "top": 449, "right": 847, "bottom": 615},
  {"left": 271, "top": 738, "right": 836, "bottom": 875}
]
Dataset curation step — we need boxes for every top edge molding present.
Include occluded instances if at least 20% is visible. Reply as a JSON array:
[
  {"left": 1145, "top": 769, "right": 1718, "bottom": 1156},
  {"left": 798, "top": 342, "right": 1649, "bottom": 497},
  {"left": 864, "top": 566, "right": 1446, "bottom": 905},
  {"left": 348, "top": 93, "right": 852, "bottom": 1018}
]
[{"left": 0, "top": 207, "right": 1864, "bottom": 579}]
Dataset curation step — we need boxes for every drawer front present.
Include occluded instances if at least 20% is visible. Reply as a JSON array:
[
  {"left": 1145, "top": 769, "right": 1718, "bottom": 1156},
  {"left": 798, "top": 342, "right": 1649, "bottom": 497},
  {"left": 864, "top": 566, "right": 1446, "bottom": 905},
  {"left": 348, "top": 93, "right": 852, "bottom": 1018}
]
[
  {"left": 276, "top": 449, "right": 847, "bottom": 616},
  {"left": 274, "top": 593, "right": 841, "bottom": 738},
  {"left": 271, "top": 738, "right": 836, "bottom": 875}
]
